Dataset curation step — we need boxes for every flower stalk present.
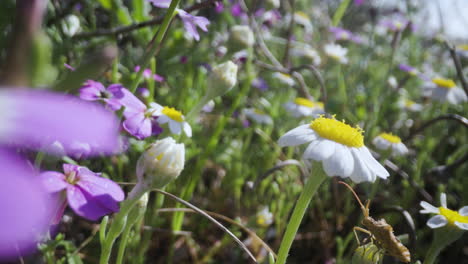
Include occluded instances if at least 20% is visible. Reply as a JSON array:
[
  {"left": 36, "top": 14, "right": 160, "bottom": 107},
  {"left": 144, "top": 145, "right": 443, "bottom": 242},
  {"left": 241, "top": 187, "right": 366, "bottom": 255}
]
[
  {"left": 275, "top": 162, "right": 328, "bottom": 264},
  {"left": 130, "top": 0, "right": 181, "bottom": 93},
  {"left": 424, "top": 225, "right": 464, "bottom": 264}
]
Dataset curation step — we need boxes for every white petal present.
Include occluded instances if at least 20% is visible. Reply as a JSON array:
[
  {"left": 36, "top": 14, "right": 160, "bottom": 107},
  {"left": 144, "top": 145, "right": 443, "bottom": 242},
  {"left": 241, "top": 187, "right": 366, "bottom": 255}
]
[
  {"left": 359, "top": 147, "right": 389, "bottom": 179},
  {"left": 169, "top": 121, "right": 182, "bottom": 135},
  {"left": 278, "top": 124, "right": 317, "bottom": 147},
  {"left": 440, "top": 193, "right": 447, "bottom": 208},
  {"left": 303, "top": 139, "right": 335, "bottom": 161},
  {"left": 420, "top": 201, "right": 439, "bottom": 214},
  {"left": 157, "top": 115, "right": 170, "bottom": 124},
  {"left": 349, "top": 148, "right": 374, "bottom": 183},
  {"left": 427, "top": 215, "right": 448, "bottom": 229},
  {"left": 322, "top": 144, "right": 354, "bottom": 178},
  {"left": 393, "top": 143, "right": 409, "bottom": 155},
  {"left": 454, "top": 222, "right": 468, "bottom": 230},
  {"left": 458, "top": 206, "right": 468, "bottom": 216},
  {"left": 183, "top": 122, "right": 192, "bottom": 137}
]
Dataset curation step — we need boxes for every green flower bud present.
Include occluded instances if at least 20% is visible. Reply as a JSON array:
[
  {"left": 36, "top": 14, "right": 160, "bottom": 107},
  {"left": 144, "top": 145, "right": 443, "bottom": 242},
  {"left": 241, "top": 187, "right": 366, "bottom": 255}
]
[
  {"left": 136, "top": 137, "right": 185, "bottom": 189},
  {"left": 228, "top": 25, "right": 255, "bottom": 51}
]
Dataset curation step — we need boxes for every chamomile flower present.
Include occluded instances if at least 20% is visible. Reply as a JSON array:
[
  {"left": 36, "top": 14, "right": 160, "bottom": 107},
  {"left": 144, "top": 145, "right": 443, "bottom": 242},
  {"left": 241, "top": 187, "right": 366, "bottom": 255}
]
[
  {"left": 372, "top": 133, "right": 408, "bottom": 156},
  {"left": 285, "top": 12, "right": 313, "bottom": 33},
  {"left": 242, "top": 108, "right": 273, "bottom": 124},
  {"left": 150, "top": 103, "right": 192, "bottom": 137},
  {"left": 278, "top": 116, "right": 389, "bottom": 183},
  {"left": 420, "top": 193, "right": 468, "bottom": 230},
  {"left": 290, "top": 44, "right": 321, "bottom": 66},
  {"left": 256, "top": 207, "right": 274, "bottom": 227},
  {"left": 425, "top": 78, "right": 467, "bottom": 104},
  {"left": 324, "top": 43, "right": 348, "bottom": 64},
  {"left": 397, "top": 98, "right": 423, "bottom": 112},
  {"left": 272, "top": 72, "right": 295, "bottom": 87},
  {"left": 284, "top": 97, "right": 325, "bottom": 117}
]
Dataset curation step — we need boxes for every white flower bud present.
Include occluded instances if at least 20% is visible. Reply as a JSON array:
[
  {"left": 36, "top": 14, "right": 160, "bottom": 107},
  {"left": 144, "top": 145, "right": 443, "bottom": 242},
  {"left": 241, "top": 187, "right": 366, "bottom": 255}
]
[
  {"left": 136, "top": 137, "right": 185, "bottom": 188},
  {"left": 206, "top": 61, "right": 238, "bottom": 100},
  {"left": 62, "top": 15, "right": 81, "bottom": 37},
  {"left": 229, "top": 25, "right": 255, "bottom": 51}
]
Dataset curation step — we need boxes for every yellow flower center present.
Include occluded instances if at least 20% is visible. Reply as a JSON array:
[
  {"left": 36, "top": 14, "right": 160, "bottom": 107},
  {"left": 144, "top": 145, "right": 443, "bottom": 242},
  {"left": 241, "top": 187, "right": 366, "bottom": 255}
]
[
  {"left": 294, "top": 97, "right": 315, "bottom": 107},
  {"left": 457, "top": 44, "right": 468, "bottom": 51},
  {"left": 379, "top": 133, "right": 402, "bottom": 143},
  {"left": 405, "top": 99, "right": 415, "bottom": 107},
  {"left": 432, "top": 78, "right": 456, "bottom": 89},
  {"left": 162, "top": 107, "right": 184, "bottom": 122},
  {"left": 65, "top": 171, "right": 79, "bottom": 185},
  {"left": 439, "top": 207, "right": 468, "bottom": 224},
  {"left": 253, "top": 109, "right": 266, "bottom": 115},
  {"left": 310, "top": 116, "right": 364, "bottom": 147},
  {"left": 295, "top": 11, "right": 309, "bottom": 20}
]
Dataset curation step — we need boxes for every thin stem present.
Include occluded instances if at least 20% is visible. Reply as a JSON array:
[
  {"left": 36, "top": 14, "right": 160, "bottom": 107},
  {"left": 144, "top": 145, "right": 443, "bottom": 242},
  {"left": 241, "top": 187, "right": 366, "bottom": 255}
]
[
  {"left": 275, "top": 163, "right": 328, "bottom": 264},
  {"left": 129, "top": 0, "right": 180, "bottom": 93},
  {"left": 424, "top": 226, "right": 463, "bottom": 264}
]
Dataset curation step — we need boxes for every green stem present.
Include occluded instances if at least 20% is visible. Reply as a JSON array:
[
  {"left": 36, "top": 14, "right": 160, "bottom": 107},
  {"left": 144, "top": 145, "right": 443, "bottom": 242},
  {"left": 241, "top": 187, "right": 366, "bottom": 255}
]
[
  {"left": 115, "top": 193, "right": 148, "bottom": 264},
  {"left": 423, "top": 226, "right": 464, "bottom": 264},
  {"left": 99, "top": 183, "right": 148, "bottom": 264},
  {"left": 129, "top": 0, "right": 180, "bottom": 93},
  {"left": 275, "top": 163, "right": 328, "bottom": 264}
]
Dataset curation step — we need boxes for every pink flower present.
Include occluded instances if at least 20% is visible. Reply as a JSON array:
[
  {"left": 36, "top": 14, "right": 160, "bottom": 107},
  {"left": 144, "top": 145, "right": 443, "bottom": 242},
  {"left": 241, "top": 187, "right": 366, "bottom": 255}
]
[{"left": 41, "top": 164, "right": 124, "bottom": 221}]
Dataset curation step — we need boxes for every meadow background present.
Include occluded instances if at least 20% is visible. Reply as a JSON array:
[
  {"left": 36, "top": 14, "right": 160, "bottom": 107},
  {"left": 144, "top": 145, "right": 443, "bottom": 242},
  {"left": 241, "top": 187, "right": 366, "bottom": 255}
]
[{"left": 0, "top": 0, "right": 467, "bottom": 263}]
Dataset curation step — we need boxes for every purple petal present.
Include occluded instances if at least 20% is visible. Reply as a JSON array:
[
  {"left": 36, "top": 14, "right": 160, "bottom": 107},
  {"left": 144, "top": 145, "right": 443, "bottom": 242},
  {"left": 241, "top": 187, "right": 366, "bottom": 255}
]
[
  {"left": 105, "top": 84, "right": 126, "bottom": 110},
  {"left": 77, "top": 168, "right": 124, "bottom": 203},
  {"left": 0, "top": 89, "right": 121, "bottom": 156},
  {"left": 40, "top": 171, "right": 68, "bottom": 193},
  {"left": 0, "top": 150, "right": 52, "bottom": 260},
  {"left": 147, "top": 0, "right": 171, "bottom": 8},
  {"left": 79, "top": 80, "right": 106, "bottom": 101},
  {"left": 123, "top": 113, "right": 152, "bottom": 139},
  {"left": 178, "top": 9, "right": 210, "bottom": 41},
  {"left": 231, "top": 3, "right": 244, "bottom": 17},
  {"left": 120, "top": 89, "right": 147, "bottom": 114},
  {"left": 66, "top": 185, "right": 117, "bottom": 221}
]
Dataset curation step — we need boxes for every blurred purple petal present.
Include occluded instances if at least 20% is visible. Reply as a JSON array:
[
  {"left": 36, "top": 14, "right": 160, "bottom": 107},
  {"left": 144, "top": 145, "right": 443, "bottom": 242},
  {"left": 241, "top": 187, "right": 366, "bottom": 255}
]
[
  {"left": 120, "top": 89, "right": 147, "bottom": 114},
  {"left": 0, "top": 150, "right": 52, "bottom": 260},
  {"left": 40, "top": 171, "right": 67, "bottom": 192},
  {"left": 0, "top": 89, "right": 121, "bottom": 156},
  {"left": 178, "top": 9, "right": 210, "bottom": 41},
  {"left": 215, "top": 1, "right": 224, "bottom": 13},
  {"left": 147, "top": 0, "right": 171, "bottom": 8},
  {"left": 231, "top": 3, "right": 244, "bottom": 17},
  {"left": 354, "top": 0, "right": 364, "bottom": 5}
]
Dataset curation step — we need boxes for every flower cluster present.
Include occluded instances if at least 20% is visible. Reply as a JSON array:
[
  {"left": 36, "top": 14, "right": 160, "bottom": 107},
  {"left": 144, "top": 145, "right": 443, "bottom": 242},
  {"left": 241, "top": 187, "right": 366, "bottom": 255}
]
[{"left": 80, "top": 80, "right": 192, "bottom": 139}]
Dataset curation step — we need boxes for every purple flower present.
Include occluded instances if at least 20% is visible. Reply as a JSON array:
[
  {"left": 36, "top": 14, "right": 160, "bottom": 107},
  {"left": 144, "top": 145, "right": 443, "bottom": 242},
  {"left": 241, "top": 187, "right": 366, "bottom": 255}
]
[
  {"left": 252, "top": 77, "right": 269, "bottom": 92},
  {"left": 379, "top": 16, "right": 409, "bottom": 32},
  {"left": 134, "top": 66, "right": 165, "bottom": 82},
  {"left": 64, "top": 63, "right": 75, "bottom": 71},
  {"left": 41, "top": 164, "right": 124, "bottom": 221},
  {"left": 120, "top": 92, "right": 164, "bottom": 139},
  {"left": 329, "top": 27, "right": 363, "bottom": 44},
  {"left": 148, "top": 0, "right": 210, "bottom": 41},
  {"left": 79, "top": 80, "right": 127, "bottom": 111},
  {"left": 0, "top": 150, "right": 52, "bottom": 260},
  {"left": 215, "top": 1, "right": 224, "bottom": 13},
  {"left": 231, "top": 3, "right": 244, "bottom": 17},
  {"left": 0, "top": 89, "right": 121, "bottom": 156},
  {"left": 354, "top": 0, "right": 364, "bottom": 5}
]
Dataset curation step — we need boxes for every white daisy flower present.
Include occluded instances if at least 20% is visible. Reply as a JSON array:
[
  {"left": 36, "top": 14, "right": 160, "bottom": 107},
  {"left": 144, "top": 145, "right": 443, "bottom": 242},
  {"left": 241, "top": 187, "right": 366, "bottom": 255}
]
[
  {"left": 397, "top": 98, "right": 423, "bottom": 112},
  {"left": 256, "top": 206, "right": 274, "bottom": 227},
  {"left": 283, "top": 97, "right": 325, "bottom": 117},
  {"left": 278, "top": 116, "right": 389, "bottom": 183},
  {"left": 290, "top": 44, "right": 321, "bottom": 66},
  {"left": 272, "top": 72, "right": 295, "bottom": 87},
  {"left": 150, "top": 103, "right": 192, "bottom": 137},
  {"left": 424, "top": 78, "right": 467, "bottom": 104},
  {"left": 285, "top": 12, "right": 313, "bottom": 33},
  {"left": 324, "top": 43, "right": 348, "bottom": 64},
  {"left": 420, "top": 193, "right": 468, "bottom": 230},
  {"left": 372, "top": 133, "right": 409, "bottom": 156},
  {"left": 242, "top": 108, "right": 273, "bottom": 124}
]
